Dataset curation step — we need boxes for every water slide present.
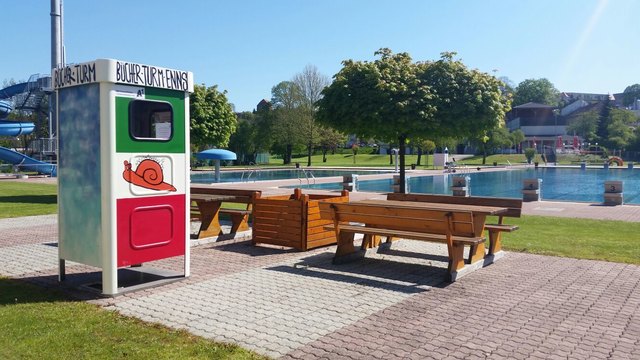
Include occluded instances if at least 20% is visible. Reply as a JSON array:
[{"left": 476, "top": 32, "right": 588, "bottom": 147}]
[{"left": 0, "top": 81, "right": 57, "bottom": 176}]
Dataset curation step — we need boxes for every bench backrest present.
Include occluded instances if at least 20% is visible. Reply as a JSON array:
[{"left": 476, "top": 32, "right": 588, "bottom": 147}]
[
  {"left": 387, "top": 193, "right": 522, "bottom": 218},
  {"left": 319, "top": 202, "right": 476, "bottom": 237}
]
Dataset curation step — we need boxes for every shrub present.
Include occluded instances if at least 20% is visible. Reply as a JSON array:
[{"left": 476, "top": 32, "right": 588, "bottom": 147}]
[{"left": 524, "top": 148, "right": 536, "bottom": 164}]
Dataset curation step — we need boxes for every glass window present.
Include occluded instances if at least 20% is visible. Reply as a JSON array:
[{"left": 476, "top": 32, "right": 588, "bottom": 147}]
[{"left": 129, "top": 100, "right": 173, "bottom": 141}]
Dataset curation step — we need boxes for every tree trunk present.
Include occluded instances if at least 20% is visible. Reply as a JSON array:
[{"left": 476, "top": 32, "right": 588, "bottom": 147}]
[
  {"left": 322, "top": 148, "right": 328, "bottom": 162},
  {"left": 307, "top": 142, "right": 312, "bottom": 167},
  {"left": 416, "top": 147, "right": 422, "bottom": 166},
  {"left": 399, "top": 135, "right": 407, "bottom": 193},
  {"left": 284, "top": 144, "right": 292, "bottom": 164},
  {"left": 482, "top": 143, "right": 487, "bottom": 165}
]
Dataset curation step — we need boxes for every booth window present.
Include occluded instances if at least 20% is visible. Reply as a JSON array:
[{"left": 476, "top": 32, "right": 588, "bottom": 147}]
[{"left": 129, "top": 100, "right": 173, "bottom": 141}]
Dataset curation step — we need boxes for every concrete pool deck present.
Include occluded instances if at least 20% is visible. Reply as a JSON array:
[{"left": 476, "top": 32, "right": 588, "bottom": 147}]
[{"left": 2, "top": 174, "right": 640, "bottom": 358}]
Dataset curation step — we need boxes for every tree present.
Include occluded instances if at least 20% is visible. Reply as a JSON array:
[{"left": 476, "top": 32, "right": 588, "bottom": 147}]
[
  {"left": 317, "top": 49, "right": 510, "bottom": 192},
  {"left": 317, "top": 48, "right": 435, "bottom": 192},
  {"left": 293, "top": 65, "right": 330, "bottom": 166},
  {"left": 622, "top": 84, "right": 640, "bottom": 107},
  {"left": 482, "top": 127, "right": 513, "bottom": 156},
  {"left": 513, "top": 78, "right": 559, "bottom": 107},
  {"left": 316, "top": 126, "right": 346, "bottom": 162},
  {"left": 270, "top": 81, "right": 306, "bottom": 164},
  {"left": 190, "top": 84, "right": 237, "bottom": 151},
  {"left": 419, "top": 139, "right": 436, "bottom": 167},
  {"left": 510, "top": 129, "right": 525, "bottom": 153},
  {"left": 566, "top": 110, "right": 599, "bottom": 143},
  {"left": 605, "top": 108, "right": 636, "bottom": 150}
]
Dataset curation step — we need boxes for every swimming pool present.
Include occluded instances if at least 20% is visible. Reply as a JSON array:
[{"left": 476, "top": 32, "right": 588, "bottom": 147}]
[
  {"left": 190, "top": 168, "right": 392, "bottom": 183},
  {"left": 290, "top": 168, "right": 640, "bottom": 204}
]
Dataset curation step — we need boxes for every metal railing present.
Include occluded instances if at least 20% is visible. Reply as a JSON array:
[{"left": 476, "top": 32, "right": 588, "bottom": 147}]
[{"left": 240, "top": 163, "right": 261, "bottom": 182}]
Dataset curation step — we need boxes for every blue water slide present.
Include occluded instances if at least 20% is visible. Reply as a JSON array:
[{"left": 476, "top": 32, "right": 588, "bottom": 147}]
[
  {"left": 0, "top": 81, "right": 29, "bottom": 100},
  {"left": 0, "top": 120, "right": 56, "bottom": 176},
  {"left": 0, "top": 145, "right": 56, "bottom": 176},
  {"left": 0, "top": 120, "right": 35, "bottom": 136},
  {"left": 0, "top": 100, "right": 11, "bottom": 118}
]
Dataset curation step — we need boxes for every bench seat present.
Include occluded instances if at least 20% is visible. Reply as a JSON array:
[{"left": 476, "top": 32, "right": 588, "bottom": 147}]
[
  {"left": 484, "top": 224, "right": 519, "bottom": 232},
  {"left": 325, "top": 224, "right": 484, "bottom": 245}
]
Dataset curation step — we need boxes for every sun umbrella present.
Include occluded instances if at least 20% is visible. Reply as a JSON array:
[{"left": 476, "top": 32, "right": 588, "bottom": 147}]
[{"left": 196, "top": 149, "right": 237, "bottom": 182}]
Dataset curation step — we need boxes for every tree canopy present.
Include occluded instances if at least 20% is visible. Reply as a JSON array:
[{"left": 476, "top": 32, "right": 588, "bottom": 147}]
[
  {"left": 317, "top": 49, "right": 510, "bottom": 192},
  {"left": 190, "top": 84, "right": 237, "bottom": 151},
  {"left": 512, "top": 78, "right": 559, "bottom": 106},
  {"left": 622, "top": 84, "right": 640, "bottom": 107}
]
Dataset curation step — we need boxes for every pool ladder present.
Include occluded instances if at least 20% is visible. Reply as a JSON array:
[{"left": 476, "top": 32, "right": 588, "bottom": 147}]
[
  {"left": 298, "top": 168, "right": 316, "bottom": 187},
  {"left": 241, "top": 163, "right": 261, "bottom": 182}
]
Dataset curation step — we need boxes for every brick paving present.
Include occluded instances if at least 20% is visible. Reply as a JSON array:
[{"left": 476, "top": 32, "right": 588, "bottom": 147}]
[{"left": 2, "top": 177, "right": 640, "bottom": 358}]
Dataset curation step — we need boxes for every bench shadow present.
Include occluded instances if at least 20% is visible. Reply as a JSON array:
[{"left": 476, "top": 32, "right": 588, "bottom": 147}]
[
  {"left": 0, "top": 194, "right": 57, "bottom": 204},
  {"left": 376, "top": 247, "right": 450, "bottom": 263},
  {"left": 267, "top": 251, "right": 451, "bottom": 294},
  {"left": 207, "top": 239, "right": 300, "bottom": 257}
]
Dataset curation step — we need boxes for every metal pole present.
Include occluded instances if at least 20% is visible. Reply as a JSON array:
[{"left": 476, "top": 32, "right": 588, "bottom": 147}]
[{"left": 50, "top": 0, "right": 62, "bottom": 140}]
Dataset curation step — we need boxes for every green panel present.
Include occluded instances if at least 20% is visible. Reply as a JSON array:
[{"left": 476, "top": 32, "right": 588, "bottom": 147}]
[{"left": 116, "top": 87, "right": 186, "bottom": 153}]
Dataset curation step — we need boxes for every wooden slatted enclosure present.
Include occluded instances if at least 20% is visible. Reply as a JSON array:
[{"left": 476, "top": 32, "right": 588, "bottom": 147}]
[{"left": 252, "top": 189, "right": 350, "bottom": 250}]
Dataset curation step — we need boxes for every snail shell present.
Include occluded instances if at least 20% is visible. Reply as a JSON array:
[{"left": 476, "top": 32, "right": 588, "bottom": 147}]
[{"left": 135, "top": 159, "right": 164, "bottom": 185}]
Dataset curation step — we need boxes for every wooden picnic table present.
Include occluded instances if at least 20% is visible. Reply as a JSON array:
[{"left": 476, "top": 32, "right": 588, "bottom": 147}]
[
  {"left": 191, "top": 193, "right": 238, "bottom": 239},
  {"left": 355, "top": 199, "right": 507, "bottom": 238},
  {"left": 319, "top": 199, "right": 509, "bottom": 281}
]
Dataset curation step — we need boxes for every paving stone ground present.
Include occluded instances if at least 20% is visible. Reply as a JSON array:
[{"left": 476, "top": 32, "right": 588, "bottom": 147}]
[{"left": 2, "top": 186, "right": 640, "bottom": 358}]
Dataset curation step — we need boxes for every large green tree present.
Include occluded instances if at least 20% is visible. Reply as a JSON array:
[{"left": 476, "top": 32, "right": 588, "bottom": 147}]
[
  {"left": 190, "top": 84, "right": 237, "bottom": 151},
  {"left": 512, "top": 78, "right": 559, "bottom": 107},
  {"left": 317, "top": 49, "right": 509, "bottom": 192}
]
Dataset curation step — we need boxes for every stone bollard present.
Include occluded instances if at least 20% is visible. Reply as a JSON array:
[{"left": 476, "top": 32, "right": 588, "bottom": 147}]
[
  {"left": 522, "top": 178, "right": 542, "bottom": 202},
  {"left": 342, "top": 174, "right": 358, "bottom": 192},
  {"left": 604, "top": 180, "right": 623, "bottom": 205},
  {"left": 392, "top": 175, "right": 410, "bottom": 193},
  {"left": 451, "top": 175, "right": 470, "bottom": 197}
]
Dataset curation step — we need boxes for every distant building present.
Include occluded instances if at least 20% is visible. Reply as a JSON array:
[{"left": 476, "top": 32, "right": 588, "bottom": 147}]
[{"left": 256, "top": 99, "right": 271, "bottom": 112}]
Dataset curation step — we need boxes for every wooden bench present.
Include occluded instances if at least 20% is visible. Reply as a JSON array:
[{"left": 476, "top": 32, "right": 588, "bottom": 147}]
[
  {"left": 318, "top": 201, "right": 488, "bottom": 281},
  {"left": 190, "top": 186, "right": 261, "bottom": 237},
  {"left": 386, "top": 193, "right": 522, "bottom": 261}
]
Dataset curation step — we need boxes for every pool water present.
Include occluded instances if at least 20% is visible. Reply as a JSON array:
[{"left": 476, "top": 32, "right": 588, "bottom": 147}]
[
  {"left": 191, "top": 168, "right": 391, "bottom": 184},
  {"left": 290, "top": 168, "right": 640, "bottom": 204}
]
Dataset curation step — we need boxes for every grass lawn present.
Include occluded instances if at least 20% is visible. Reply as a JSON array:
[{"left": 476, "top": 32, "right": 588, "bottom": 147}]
[
  {"left": 501, "top": 215, "right": 640, "bottom": 265},
  {"left": 0, "top": 278, "right": 267, "bottom": 360},
  {"left": 0, "top": 181, "right": 57, "bottom": 218}
]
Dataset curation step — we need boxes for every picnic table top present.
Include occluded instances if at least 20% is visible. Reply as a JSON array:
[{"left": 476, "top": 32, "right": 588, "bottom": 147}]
[
  {"left": 349, "top": 199, "right": 508, "bottom": 216},
  {"left": 190, "top": 194, "right": 239, "bottom": 202}
]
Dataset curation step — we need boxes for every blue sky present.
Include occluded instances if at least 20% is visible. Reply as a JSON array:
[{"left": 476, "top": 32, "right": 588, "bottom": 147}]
[{"left": 3, "top": 0, "right": 639, "bottom": 112}]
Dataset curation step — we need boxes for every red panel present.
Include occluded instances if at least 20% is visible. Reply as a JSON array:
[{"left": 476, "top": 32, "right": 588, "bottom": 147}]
[{"left": 117, "top": 194, "right": 185, "bottom": 267}]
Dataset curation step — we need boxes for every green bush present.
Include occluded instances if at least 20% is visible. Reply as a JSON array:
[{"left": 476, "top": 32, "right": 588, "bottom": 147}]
[{"left": 524, "top": 148, "right": 536, "bottom": 164}]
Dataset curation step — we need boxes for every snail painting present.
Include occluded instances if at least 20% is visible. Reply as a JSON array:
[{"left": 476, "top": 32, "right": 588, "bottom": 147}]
[{"left": 122, "top": 159, "right": 177, "bottom": 192}]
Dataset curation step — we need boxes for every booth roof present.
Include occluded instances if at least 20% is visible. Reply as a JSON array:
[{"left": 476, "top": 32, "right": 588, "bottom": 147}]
[{"left": 196, "top": 149, "right": 237, "bottom": 161}]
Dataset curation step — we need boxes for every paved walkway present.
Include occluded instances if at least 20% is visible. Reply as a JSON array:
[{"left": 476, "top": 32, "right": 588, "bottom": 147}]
[{"left": 2, "top": 209, "right": 640, "bottom": 359}]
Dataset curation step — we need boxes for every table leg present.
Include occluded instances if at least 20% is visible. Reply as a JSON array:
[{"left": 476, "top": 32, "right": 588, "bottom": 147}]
[
  {"left": 487, "top": 230, "right": 502, "bottom": 255},
  {"left": 197, "top": 201, "right": 224, "bottom": 239}
]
